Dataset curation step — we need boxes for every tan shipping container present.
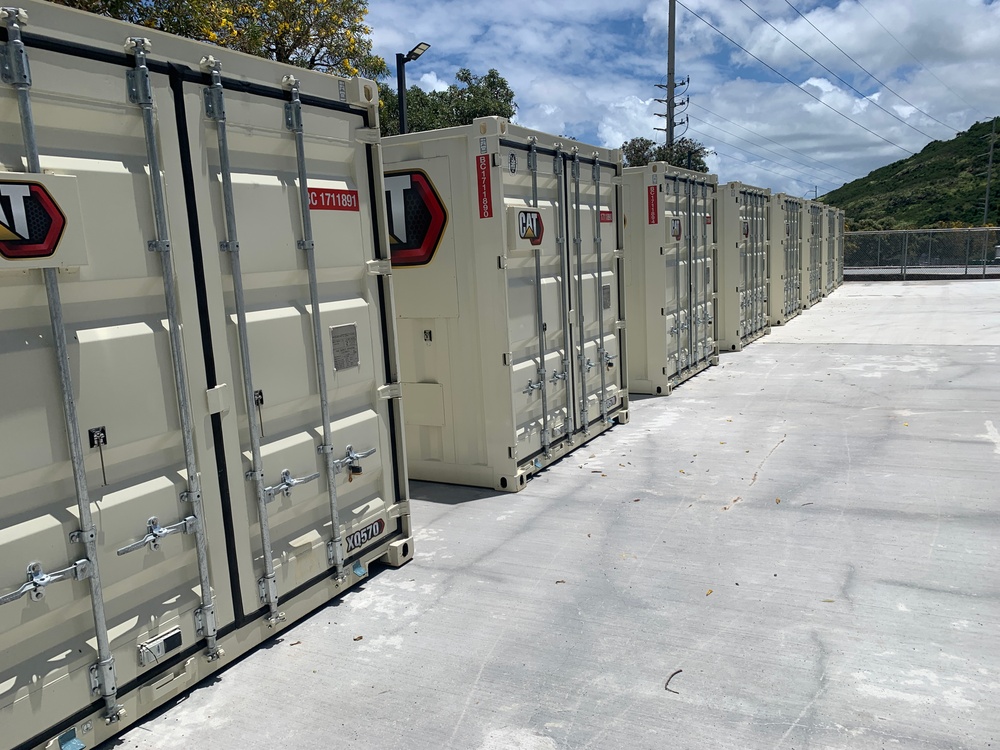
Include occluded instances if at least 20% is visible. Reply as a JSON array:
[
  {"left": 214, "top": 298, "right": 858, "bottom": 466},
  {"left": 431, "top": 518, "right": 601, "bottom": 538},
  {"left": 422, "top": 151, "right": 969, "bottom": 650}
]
[
  {"left": 715, "top": 182, "right": 771, "bottom": 352},
  {"left": 0, "top": 4, "right": 411, "bottom": 748},
  {"left": 767, "top": 194, "right": 804, "bottom": 327},
  {"left": 622, "top": 163, "right": 717, "bottom": 395},
  {"left": 382, "top": 118, "right": 628, "bottom": 492}
]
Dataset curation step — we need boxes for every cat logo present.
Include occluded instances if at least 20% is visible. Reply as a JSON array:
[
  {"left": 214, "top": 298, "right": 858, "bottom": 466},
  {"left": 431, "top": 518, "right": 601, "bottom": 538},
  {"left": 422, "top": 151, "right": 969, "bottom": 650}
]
[
  {"left": 517, "top": 210, "right": 543, "bottom": 246},
  {"left": 0, "top": 181, "right": 66, "bottom": 260}
]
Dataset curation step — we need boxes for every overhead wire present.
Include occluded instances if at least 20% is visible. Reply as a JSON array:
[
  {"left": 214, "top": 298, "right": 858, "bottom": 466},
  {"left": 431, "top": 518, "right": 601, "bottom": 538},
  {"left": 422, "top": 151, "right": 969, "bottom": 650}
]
[
  {"left": 782, "top": 0, "right": 955, "bottom": 132},
  {"left": 688, "top": 112, "right": 850, "bottom": 184},
  {"left": 676, "top": 0, "right": 915, "bottom": 155},
  {"left": 687, "top": 124, "right": 841, "bottom": 188},
  {"left": 855, "top": 0, "right": 987, "bottom": 118},
  {"left": 689, "top": 102, "right": 858, "bottom": 179},
  {"left": 698, "top": 137, "right": 820, "bottom": 189},
  {"left": 738, "top": 0, "right": 938, "bottom": 141}
]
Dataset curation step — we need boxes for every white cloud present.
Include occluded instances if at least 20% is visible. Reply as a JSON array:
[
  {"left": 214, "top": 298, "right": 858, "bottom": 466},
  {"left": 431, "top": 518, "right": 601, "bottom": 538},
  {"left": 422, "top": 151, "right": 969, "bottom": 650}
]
[{"left": 367, "top": 0, "right": 1000, "bottom": 196}]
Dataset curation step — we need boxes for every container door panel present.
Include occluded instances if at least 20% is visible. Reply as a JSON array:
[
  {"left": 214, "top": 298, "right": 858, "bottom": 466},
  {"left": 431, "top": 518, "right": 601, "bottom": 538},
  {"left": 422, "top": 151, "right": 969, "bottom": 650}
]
[
  {"left": 500, "top": 149, "right": 570, "bottom": 456},
  {"left": 691, "top": 180, "right": 715, "bottom": 364},
  {"left": 185, "top": 83, "right": 397, "bottom": 618},
  {"left": 566, "top": 158, "right": 622, "bottom": 430},
  {"left": 0, "top": 52, "right": 223, "bottom": 745}
]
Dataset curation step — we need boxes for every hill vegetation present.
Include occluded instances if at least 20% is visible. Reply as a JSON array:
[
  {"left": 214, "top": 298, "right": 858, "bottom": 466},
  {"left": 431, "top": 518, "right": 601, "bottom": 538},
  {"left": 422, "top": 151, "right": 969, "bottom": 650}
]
[{"left": 821, "top": 118, "right": 999, "bottom": 230}]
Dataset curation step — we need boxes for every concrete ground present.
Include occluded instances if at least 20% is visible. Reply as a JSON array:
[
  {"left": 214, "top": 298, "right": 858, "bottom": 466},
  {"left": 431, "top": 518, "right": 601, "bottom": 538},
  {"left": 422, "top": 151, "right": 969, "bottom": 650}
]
[{"left": 104, "top": 281, "right": 1000, "bottom": 750}]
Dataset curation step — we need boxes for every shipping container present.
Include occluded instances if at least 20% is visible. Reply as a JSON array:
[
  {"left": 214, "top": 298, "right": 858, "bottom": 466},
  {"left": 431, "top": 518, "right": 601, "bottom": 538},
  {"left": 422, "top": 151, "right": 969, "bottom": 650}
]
[
  {"left": 0, "top": 4, "right": 411, "bottom": 749},
  {"left": 715, "top": 182, "right": 771, "bottom": 351},
  {"left": 825, "top": 207, "right": 838, "bottom": 295},
  {"left": 766, "top": 194, "right": 804, "bottom": 326},
  {"left": 622, "top": 163, "right": 717, "bottom": 395},
  {"left": 801, "top": 201, "right": 825, "bottom": 308},
  {"left": 835, "top": 209, "right": 845, "bottom": 286},
  {"left": 382, "top": 118, "right": 628, "bottom": 491}
]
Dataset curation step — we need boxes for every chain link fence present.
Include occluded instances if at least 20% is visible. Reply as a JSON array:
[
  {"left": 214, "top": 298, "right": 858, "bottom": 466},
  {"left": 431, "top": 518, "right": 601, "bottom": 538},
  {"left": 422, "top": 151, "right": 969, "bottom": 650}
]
[{"left": 845, "top": 228, "right": 1000, "bottom": 279}]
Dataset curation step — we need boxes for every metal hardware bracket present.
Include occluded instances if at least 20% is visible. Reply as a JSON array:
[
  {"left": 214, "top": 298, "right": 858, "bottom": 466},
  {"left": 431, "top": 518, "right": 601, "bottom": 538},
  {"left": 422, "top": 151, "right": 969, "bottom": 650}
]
[
  {"left": 0, "top": 559, "right": 90, "bottom": 606},
  {"left": 116, "top": 516, "right": 198, "bottom": 556},
  {"left": 263, "top": 468, "right": 320, "bottom": 503}
]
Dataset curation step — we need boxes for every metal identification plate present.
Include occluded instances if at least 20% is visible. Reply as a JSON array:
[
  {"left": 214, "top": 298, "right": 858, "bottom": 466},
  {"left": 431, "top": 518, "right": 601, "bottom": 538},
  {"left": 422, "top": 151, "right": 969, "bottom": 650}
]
[
  {"left": 330, "top": 324, "right": 360, "bottom": 371},
  {"left": 602, "top": 284, "right": 612, "bottom": 310}
]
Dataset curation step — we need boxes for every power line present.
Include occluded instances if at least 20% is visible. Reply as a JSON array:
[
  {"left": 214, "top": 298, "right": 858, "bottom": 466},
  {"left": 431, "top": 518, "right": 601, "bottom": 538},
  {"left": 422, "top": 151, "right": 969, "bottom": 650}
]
[
  {"left": 738, "top": 0, "right": 938, "bottom": 142},
  {"left": 700, "top": 138, "right": 818, "bottom": 189},
  {"left": 783, "top": 0, "right": 955, "bottom": 132},
  {"left": 855, "top": 0, "right": 987, "bottom": 118},
  {"left": 689, "top": 102, "right": 859, "bottom": 179},
  {"left": 688, "top": 112, "right": 850, "bottom": 185},
  {"left": 677, "top": 0, "right": 915, "bottom": 156},
  {"left": 687, "top": 124, "right": 841, "bottom": 187}
]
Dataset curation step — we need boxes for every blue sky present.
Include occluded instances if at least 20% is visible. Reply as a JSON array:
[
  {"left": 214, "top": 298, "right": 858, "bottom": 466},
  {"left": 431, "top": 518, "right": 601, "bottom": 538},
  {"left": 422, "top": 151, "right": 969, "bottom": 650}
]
[{"left": 368, "top": 0, "right": 1000, "bottom": 197}]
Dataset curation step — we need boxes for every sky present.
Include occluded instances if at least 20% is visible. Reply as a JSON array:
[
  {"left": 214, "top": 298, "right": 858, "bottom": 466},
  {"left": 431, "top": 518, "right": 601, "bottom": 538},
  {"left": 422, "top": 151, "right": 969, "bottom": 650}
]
[{"left": 367, "top": 0, "right": 1000, "bottom": 198}]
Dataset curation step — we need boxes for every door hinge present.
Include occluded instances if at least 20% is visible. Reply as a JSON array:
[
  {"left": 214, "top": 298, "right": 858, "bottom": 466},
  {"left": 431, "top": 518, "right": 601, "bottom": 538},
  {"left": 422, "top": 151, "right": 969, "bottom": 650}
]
[
  {"left": 378, "top": 382, "right": 402, "bottom": 400},
  {"left": 498, "top": 255, "right": 507, "bottom": 269},
  {"left": 610, "top": 175, "right": 623, "bottom": 186},
  {"left": 366, "top": 259, "right": 392, "bottom": 276},
  {"left": 502, "top": 352, "right": 513, "bottom": 367}
]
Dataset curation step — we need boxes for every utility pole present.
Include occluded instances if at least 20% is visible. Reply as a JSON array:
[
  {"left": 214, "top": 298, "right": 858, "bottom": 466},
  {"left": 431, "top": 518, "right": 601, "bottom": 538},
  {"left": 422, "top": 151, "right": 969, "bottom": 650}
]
[
  {"left": 667, "top": 0, "right": 676, "bottom": 148},
  {"left": 655, "top": 0, "right": 687, "bottom": 150}
]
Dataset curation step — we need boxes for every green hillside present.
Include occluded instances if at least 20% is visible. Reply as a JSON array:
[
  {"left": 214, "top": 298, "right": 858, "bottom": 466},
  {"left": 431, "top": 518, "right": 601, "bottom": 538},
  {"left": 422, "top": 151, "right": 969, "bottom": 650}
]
[{"left": 821, "top": 118, "right": 998, "bottom": 230}]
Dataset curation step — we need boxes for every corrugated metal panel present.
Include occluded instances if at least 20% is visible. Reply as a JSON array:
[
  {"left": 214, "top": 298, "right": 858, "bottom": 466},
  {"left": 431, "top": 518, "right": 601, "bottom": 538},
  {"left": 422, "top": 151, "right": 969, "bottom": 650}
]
[
  {"left": 623, "top": 163, "right": 717, "bottom": 395},
  {"left": 383, "top": 118, "right": 628, "bottom": 491},
  {"left": 0, "top": 4, "right": 410, "bottom": 748}
]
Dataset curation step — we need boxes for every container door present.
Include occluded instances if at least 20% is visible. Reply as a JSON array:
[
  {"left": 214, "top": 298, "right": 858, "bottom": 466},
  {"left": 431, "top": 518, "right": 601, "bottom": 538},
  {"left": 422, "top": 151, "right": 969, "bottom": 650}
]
[
  {"left": 182, "top": 69, "right": 401, "bottom": 623},
  {"left": 662, "top": 176, "right": 688, "bottom": 378},
  {"left": 689, "top": 177, "right": 715, "bottom": 366},
  {"left": 785, "top": 201, "right": 801, "bottom": 316},
  {"left": 0, "top": 38, "right": 227, "bottom": 746},
  {"left": 564, "top": 153, "right": 623, "bottom": 432},
  {"left": 501, "top": 143, "right": 572, "bottom": 458}
]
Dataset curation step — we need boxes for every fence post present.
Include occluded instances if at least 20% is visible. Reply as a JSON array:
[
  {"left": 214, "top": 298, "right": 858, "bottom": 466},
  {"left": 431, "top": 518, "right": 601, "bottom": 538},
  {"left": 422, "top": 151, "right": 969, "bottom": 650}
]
[
  {"left": 964, "top": 230, "right": 970, "bottom": 276},
  {"left": 902, "top": 233, "right": 908, "bottom": 280},
  {"left": 876, "top": 233, "right": 881, "bottom": 267},
  {"left": 983, "top": 230, "right": 989, "bottom": 278}
]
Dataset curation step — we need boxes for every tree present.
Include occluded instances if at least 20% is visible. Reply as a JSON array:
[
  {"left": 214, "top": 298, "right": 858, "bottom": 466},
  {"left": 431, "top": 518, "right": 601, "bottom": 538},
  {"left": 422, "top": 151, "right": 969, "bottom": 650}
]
[
  {"left": 621, "top": 136, "right": 712, "bottom": 172},
  {"left": 378, "top": 68, "right": 517, "bottom": 137},
  {"left": 53, "top": 0, "right": 386, "bottom": 79}
]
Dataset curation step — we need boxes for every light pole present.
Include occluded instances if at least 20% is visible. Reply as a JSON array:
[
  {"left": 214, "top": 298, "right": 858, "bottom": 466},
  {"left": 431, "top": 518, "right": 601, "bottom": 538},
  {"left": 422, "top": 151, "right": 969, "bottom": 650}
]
[{"left": 396, "top": 42, "right": 430, "bottom": 135}]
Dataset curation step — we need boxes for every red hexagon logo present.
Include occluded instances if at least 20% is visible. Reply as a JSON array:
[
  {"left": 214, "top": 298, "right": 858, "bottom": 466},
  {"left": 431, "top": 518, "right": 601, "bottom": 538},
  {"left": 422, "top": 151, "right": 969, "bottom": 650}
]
[
  {"left": 0, "top": 181, "right": 66, "bottom": 260},
  {"left": 384, "top": 170, "right": 448, "bottom": 267}
]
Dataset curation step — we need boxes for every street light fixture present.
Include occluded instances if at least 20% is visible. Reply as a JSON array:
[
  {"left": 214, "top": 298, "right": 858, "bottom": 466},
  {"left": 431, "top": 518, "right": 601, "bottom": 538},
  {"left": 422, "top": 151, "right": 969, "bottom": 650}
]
[{"left": 396, "top": 42, "right": 430, "bottom": 135}]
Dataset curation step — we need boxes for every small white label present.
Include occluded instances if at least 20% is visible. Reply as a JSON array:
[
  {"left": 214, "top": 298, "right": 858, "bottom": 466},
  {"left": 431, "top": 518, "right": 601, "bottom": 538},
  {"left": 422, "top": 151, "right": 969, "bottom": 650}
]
[{"left": 479, "top": 137, "right": 488, "bottom": 154}]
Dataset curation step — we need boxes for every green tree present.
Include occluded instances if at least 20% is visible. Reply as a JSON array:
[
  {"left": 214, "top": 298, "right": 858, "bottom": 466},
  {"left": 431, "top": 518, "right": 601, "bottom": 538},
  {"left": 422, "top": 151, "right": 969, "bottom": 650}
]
[
  {"left": 378, "top": 68, "right": 517, "bottom": 137},
  {"left": 621, "top": 136, "right": 712, "bottom": 172},
  {"left": 53, "top": 0, "right": 386, "bottom": 79}
]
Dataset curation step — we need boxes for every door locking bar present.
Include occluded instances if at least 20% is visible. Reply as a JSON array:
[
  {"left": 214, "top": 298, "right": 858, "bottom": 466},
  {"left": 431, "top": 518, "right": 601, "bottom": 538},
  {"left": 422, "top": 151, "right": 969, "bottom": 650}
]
[
  {"left": 263, "top": 469, "right": 320, "bottom": 502},
  {"left": 0, "top": 560, "right": 90, "bottom": 606},
  {"left": 116, "top": 516, "right": 198, "bottom": 556}
]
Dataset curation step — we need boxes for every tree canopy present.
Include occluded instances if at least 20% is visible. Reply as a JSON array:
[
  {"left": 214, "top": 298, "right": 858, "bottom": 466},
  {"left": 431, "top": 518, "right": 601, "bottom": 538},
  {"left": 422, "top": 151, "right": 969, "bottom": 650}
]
[
  {"left": 621, "top": 136, "right": 712, "bottom": 172},
  {"left": 54, "top": 0, "right": 386, "bottom": 78},
  {"left": 378, "top": 68, "right": 517, "bottom": 137}
]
